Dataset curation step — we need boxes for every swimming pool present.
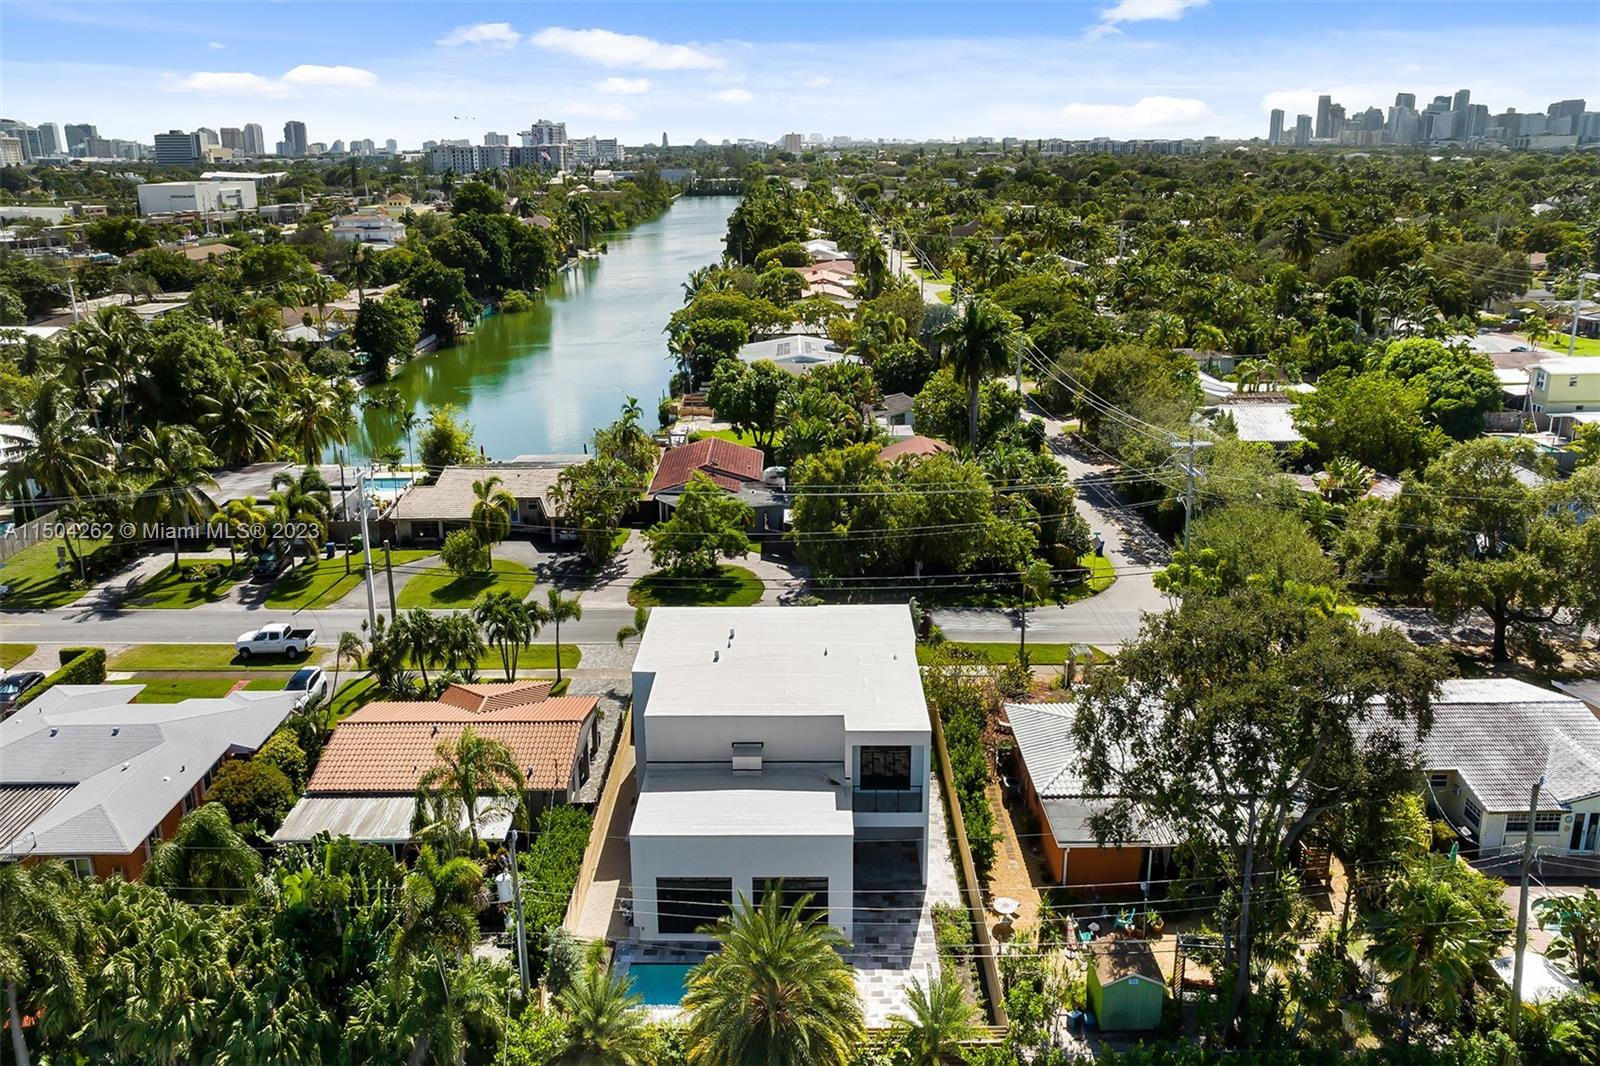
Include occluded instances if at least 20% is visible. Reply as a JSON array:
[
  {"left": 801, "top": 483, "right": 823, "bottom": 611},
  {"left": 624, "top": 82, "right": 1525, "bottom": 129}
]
[
  {"left": 367, "top": 476, "right": 416, "bottom": 491},
  {"left": 622, "top": 963, "right": 695, "bottom": 1006}
]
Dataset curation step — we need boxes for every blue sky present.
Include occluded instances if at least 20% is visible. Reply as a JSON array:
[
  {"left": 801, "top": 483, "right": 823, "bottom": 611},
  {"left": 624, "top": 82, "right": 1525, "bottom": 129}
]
[{"left": 4, "top": 1, "right": 1597, "bottom": 146}]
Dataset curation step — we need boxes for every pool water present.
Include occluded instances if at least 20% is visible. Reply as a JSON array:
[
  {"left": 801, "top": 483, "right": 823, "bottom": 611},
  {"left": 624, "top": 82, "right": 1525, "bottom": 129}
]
[
  {"left": 623, "top": 963, "right": 695, "bottom": 1006},
  {"left": 367, "top": 476, "right": 416, "bottom": 491}
]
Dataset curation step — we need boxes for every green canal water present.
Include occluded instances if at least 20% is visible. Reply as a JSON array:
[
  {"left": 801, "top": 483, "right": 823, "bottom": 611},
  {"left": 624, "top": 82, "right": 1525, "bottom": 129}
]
[{"left": 344, "top": 195, "right": 735, "bottom": 460}]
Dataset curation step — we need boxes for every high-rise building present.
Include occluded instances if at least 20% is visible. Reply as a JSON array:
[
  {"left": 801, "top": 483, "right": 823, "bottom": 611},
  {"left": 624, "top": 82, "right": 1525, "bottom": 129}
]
[
  {"left": 524, "top": 118, "right": 566, "bottom": 146},
  {"left": 1452, "top": 88, "right": 1471, "bottom": 114},
  {"left": 661, "top": 131, "right": 668, "bottom": 149},
  {"left": 36, "top": 123, "right": 62, "bottom": 157},
  {"left": 1430, "top": 110, "right": 1460, "bottom": 141},
  {"left": 1465, "top": 104, "right": 1488, "bottom": 139},
  {"left": 1294, "top": 114, "right": 1312, "bottom": 146},
  {"left": 220, "top": 127, "right": 244, "bottom": 151},
  {"left": 781, "top": 132, "right": 803, "bottom": 153},
  {"left": 1268, "top": 108, "right": 1285, "bottom": 144},
  {"left": 329, "top": 139, "right": 346, "bottom": 155},
  {"left": 1358, "top": 106, "right": 1385, "bottom": 132},
  {"left": 242, "top": 123, "right": 265, "bottom": 156},
  {"left": 1388, "top": 106, "right": 1419, "bottom": 144},
  {"left": 283, "top": 120, "right": 308, "bottom": 157},
  {"left": 195, "top": 127, "right": 219, "bottom": 147},
  {"left": 0, "top": 136, "right": 23, "bottom": 166},
  {"left": 0, "top": 121, "right": 45, "bottom": 161},
  {"left": 484, "top": 131, "right": 510, "bottom": 147},
  {"left": 153, "top": 129, "right": 203, "bottom": 165},
  {"left": 1314, "top": 95, "right": 1333, "bottom": 139},
  {"left": 1547, "top": 98, "right": 1586, "bottom": 135},
  {"left": 64, "top": 123, "right": 97, "bottom": 153},
  {"left": 1327, "top": 103, "right": 1346, "bottom": 136},
  {"left": 571, "top": 135, "right": 623, "bottom": 166},
  {"left": 385, "top": 139, "right": 398, "bottom": 155},
  {"left": 1394, "top": 92, "right": 1416, "bottom": 111}
]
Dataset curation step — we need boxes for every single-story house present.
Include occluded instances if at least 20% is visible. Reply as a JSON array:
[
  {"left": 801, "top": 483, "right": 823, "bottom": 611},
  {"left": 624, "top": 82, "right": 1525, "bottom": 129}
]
[
  {"left": 647, "top": 437, "right": 783, "bottom": 533},
  {"left": 802, "top": 237, "right": 853, "bottom": 263},
  {"left": 873, "top": 392, "right": 916, "bottom": 432},
  {"left": 1087, "top": 939, "right": 1167, "bottom": 1031},
  {"left": 878, "top": 435, "right": 954, "bottom": 464},
  {"left": 1, "top": 685, "right": 298, "bottom": 878},
  {"left": 1006, "top": 701, "right": 1176, "bottom": 891},
  {"left": 736, "top": 332, "right": 850, "bottom": 376},
  {"left": 177, "top": 242, "right": 238, "bottom": 262},
  {"left": 388, "top": 459, "right": 584, "bottom": 545},
  {"left": 273, "top": 680, "right": 600, "bottom": 850},
  {"left": 1405, "top": 678, "right": 1600, "bottom": 861},
  {"left": 1213, "top": 400, "right": 1304, "bottom": 447}
]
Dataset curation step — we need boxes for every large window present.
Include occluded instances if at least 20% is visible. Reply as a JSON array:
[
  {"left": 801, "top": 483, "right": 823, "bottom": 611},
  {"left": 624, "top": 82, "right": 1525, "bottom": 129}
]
[
  {"left": 1463, "top": 800, "right": 1481, "bottom": 828},
  {"left": 859, "top": 746, "right": 912, "bottom": 791},
  {"left": 758, "top": 877, "right": 830, "bottom": 925},
  {"left": 656, "top": 878, "right": 733, "bottom": 936}
]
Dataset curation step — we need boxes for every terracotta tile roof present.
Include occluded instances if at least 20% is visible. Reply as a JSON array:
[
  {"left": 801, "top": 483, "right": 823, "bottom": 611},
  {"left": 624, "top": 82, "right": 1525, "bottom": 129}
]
[
  {"left": 878, "top": 435, "right": 954, "bottom": 464},
  {"left": 309, "top": 695, "right": 598, "bottom": 793},
  {"left": 648, "top": 437, "right": 765, "bottom": 496},
  {"left": 437, "top": 680, "right": 553, "bottom": 712}
]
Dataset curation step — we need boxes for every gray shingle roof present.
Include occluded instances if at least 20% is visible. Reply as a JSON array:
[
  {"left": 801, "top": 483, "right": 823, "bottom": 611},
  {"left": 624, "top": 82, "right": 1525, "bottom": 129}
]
[
  {"left": 388, "top": 460, "right": 584, "bottom": 522},
  {"left": 0, "top": 685, "right": 297, "bottom": 857}
]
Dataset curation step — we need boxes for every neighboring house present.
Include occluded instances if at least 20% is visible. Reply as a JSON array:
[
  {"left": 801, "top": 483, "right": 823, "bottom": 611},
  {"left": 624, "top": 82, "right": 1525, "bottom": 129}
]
[
  {"left": 1213, "top": 400, "right": 1304, "bottom": 447},
  {"left": 273, "top": 681, "right": 600, "bottom": 851},
  {"left": 1528, "top": 357, "right": 1600, "bottom": 415},
  {"left": 178, "top": 242, "right": 238, "bottom": 262},
  {"left": 872, "top": 392, "right": 916, "bottom": 433},
  {"left": 1408, "top": 679, "right": 1600, "bottom": 860},
  {"left": 735, "top": 332, "right": 850, "bottom": 376},
  {"left": 628, "top": 606, "right": 932, "bottom": 944},
  {"left": 388, "top": 459, "right": 584, "bottom": 545},
  {"left": 647, "top": 438, "right": 783, "bottom": 533},
  {"left": 0, "top": 685, "right": 298, "bottom": 878},
  {"left": 1006, "top": 701, "right": 1176, "bottom": 890},
  {"left": 796, "top": 260, "right": 855, "bottom": 283},
  {"left": 802, "top": 237, "right": 853, "bottom": 263},
  {"left": 878, "top": 435, "right": 954, "bottom": 464},
  {"left": 332, "top": 213, "right": 407, "bottom": 248}
]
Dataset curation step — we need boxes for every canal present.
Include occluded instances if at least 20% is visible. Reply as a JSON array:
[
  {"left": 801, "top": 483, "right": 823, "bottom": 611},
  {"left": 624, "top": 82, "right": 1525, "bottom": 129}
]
[{"left": 344, "top": 195, "right": 735, "bottom": 460}]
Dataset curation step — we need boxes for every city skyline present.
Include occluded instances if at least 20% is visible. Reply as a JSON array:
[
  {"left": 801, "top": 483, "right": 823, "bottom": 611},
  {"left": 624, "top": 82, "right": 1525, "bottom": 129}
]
[{"left": 3, "top": 1, "right": 1597, "bottom": 145}]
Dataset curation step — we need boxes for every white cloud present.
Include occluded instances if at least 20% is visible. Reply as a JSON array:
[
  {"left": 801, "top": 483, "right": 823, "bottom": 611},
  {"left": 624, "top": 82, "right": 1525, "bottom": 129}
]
[
  {"left": 593, "top": 76, "right": 650, "bottom": 95},
  {"left": 530, "top": 27, "right": 723, "bottom": 70},
  {"left": 164, "top": 64, "right": 377, "bottom": 96},
  {"left": 1061, "top": 95, "right": 1213, "bottom": 130},
  {"left": 805, "top": 75, "right": 831, "bottom": 88},
  {"left": 711, "top": 88, "right": 752, "bottom": 103},
  {"left": 436, "top": 22, "right": 522, "bottom": 48},
  {"left": 206, "top": 40, "right": 225, "bottom": 50},
  {"left": 1098, "top": 0, "right": 1209, "bottom": 24}
]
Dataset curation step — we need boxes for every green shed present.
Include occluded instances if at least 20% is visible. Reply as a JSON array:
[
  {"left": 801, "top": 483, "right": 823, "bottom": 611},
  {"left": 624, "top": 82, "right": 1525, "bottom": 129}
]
[{"left": 1086, "top": 940, "right": 1166, "bottom": 1032}]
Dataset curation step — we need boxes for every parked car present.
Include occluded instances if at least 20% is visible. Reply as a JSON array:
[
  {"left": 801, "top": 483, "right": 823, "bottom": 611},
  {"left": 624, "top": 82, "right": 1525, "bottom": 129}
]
[
  {"left": 0, "top": 670, "right": 47, "bottom": 712},
  {"left": 252, "top": 540, "right": 292, "bottom": 582},
  {"left": 285, "top": 666, "right": 329, "bottom": 710},
  {"left": 234, "top": 622, "right": 318, "bottom": 660}
]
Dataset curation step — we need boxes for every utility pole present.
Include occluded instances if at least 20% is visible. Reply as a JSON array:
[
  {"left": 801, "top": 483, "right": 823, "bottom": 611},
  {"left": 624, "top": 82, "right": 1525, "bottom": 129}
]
[
  {"left": 382, "top": 539, "right": 397, "bottom": 624},
  {"left": 66, "top": 274, "right": 80, "bottom": 323},
  {"left": 507, "top": 829, "right": 530, "bottom": 998},
  {"left": 1015, "top": 335, "right": 1024, "bottom": 396},
  {"left": 1508, "top": 773, "right": 1544, "bottom": 1045},
  {"left": 1178, "top": 432, "right": 1210, "bottom": 556},
  {"left": 1569, "top": 273, "right": 1599, "bottom": 356},
  {"left": 356, "top": 472, "right": 376, "bottom": 630}
]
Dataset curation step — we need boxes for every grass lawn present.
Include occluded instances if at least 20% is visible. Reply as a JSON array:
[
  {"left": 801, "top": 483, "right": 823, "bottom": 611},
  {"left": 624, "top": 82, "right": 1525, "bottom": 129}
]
[
  {"left": 1522, "top": 332, "right": 1600, "bottom": 357},
  {"left": 265, "top": 550, "right": 434, "bottom": 609},
  {"left": 405, "top": 643, "right": 582, "bottom": 672},
  {"left": 110, "top": 643, "right": 327, "bottom": 672},
  {"left": 396, "top": 558, "right": 538, "bottom": 609},
  {"left": 628, "top": 565, "right": 763, "bottom": 607},
  {"left": 325, "top": 675, "right": 380, "bottom": 725},
  {"left": 0, "top": 644, "right": 36, "bottom": 668},
  {"left": 124, "top": 559, "right": 248, "bottom": 608},
  {"left": 817, "top": 555, "right": 1114, "bottom": 609},
  {"left": 916, "top": 642, "right": 1110, "bottom": 666},
  {"left": 0, "top": 537, "right": 110, "bottom": 610},
  {"left": 689, "top": 427, "right": 781, "bottom": 450},
  {"left": 112, "top": 677, "right": 240, "bottom": 702}
]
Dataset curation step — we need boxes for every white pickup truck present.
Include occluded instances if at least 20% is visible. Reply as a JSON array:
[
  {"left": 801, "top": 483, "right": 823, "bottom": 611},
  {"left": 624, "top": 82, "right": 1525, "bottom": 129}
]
[{"left": 234, "top": 622, "right": 318, "bottom": 660}]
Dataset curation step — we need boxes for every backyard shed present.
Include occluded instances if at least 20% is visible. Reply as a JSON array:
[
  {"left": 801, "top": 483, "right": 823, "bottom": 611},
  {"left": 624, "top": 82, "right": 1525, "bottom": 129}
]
[{"left": 1087, "top": 940, "right": 1166, "bottom": 1031}]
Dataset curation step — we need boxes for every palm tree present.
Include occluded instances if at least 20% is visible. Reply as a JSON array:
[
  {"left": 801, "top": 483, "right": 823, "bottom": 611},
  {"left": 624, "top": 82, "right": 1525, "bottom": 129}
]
[
  {"left": 390, "top": 845, "right": 490, "bottom": 964},
  {"left": 569, "top": 195, "right": 597, "bottom": 250},
  {"left": 683, "top": 891, "right": 865, "bottom": 1066},
  {"left": 331, "top": 629, "right": 366, "bottom": 713},
  {"left": 554, "top": 963, "right": 654, "bottom": 1065},
  {"left": 400, "top": 408, "right": 423, "bottom": 471},
  {"left": 472, "top": 590, "right": 535, "bottom": 680},
  {"left": 615, "top": 605, "right": 650, "bottom": 647},
  {"left": 0, "top": 861, "right": 83, "bottom": 1066},
  {"left": 437, "top": 611, "right": 486, "bottom": 677},
  {"left": 346, "top": 240, "right": 381, "bottom": 303},
  {"left": 1281, "top": 214, "right": 1319, "bottom": 267},
  {"left": 142, "top": 802, "right": 263, "bottom": 903},
  {"left": 0, "top": 379, "right": 112, "bottom": 572},
  {"left": 393, "top": 608, "right": 443, "bottom": 687},
  {"left": 888, "top": 969, "right": 983, "bottom": 1065},
  {"left": 350, "top": 951, "right": 509, "bottom": 1066},
  {"left": 470, "top": 475, "right": 516, "bottom": 558},
  {"left": 212, "top": 495, "right": 270, "bottom": 566},
  {"left": 305, "top": 272, "right": 340, "bottom": 335},
  {"left": 1317, "top": 456, "right": 1374, "bottom": 505},
  {"left": 79, "top": 304, "right": 147, "bottom": 439},
  {"left": 856, "top": 238, "right": 889, "bottom": 300},
  {"left": 530, "top": 587, "right": 582, "bottom": 682},
  {"left": 199, "top": 368, "right": 276, "bottom": 463},
  {"left": 284, "top": 384, "right": 346, "bottom": 465},
  {"left": 270, "top": 467, "right": 334, "bottom": 564},
  {"left": 415, "top": 726, "right": 524, "bottom": 853},
  {"left": 938, "top": 298, "right": 1013, "bottom": 451},
  {"left": 125, "top": 425, "right": 218, "bottom": 571}
]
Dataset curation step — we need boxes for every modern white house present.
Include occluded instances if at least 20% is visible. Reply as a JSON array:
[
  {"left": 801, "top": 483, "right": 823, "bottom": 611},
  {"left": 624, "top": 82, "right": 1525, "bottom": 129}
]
[
  {"left": 627, "top": 606, "right": 932, "bottom": 944},
  {"left": 136, "top": 180, "right": 257, "bottom": 217}
]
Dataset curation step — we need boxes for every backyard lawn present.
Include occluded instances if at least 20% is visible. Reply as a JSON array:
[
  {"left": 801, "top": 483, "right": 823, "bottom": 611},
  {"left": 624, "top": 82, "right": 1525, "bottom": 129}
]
[
  {"left": 688, "top": 427, "right": 779, "bottom": 449},
  {"left": 396, "top": 558, "right": 538, "bottom": 609},
  {"left": 915, "top": 641, "right": 1110, "bottom": 666},
  {"left": 628, "top": 564, "right": 763, "bottom": 607},
  {"left": 265, "top": 550, "right": 434, "bottom": 609},
  {"left": 124, "top": 559, "right": 248, "bottom": 608},
  {"left": 0, "top": 643, "right": 36, "bottom": 668},
  {"left": 0, "top": 537, "right": 110, "bottom": 609},
  {"left": 112, "top": 677, "right": 240, "bottom": 702},
  {"left": 1523, "top": 332, "right": 1600, "bottom": 357},
  {"left": 110, "top": 644, "right": 326, "bottom": 672}
]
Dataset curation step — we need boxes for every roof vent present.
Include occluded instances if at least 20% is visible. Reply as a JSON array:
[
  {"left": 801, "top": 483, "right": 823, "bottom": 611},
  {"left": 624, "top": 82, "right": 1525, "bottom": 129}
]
[
  {"left": 48, "top": 728, "right": 58, "bottom": 737},
  {"left": 110, "top": 727, "right": 120, "bottom": 736},
  {"left": 120, "top": 762, "right": 129, "bottom": 771},
  {"left": 823, "top": 647, "right": 828, "bottom": 656},
  {"left": 729, "top": 627, "right": 735, "bottom": 641},
  {"left": 432, "top": 724, "right": 439, "bottom": 735},
  {"left": 713, "top": 649, "right": 720, "bottom": 662}
]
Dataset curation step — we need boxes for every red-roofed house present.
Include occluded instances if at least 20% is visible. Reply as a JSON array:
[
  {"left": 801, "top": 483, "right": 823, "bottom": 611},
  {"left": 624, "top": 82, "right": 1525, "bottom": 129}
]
[
  {"left": 878, "top": 435, "right": 954, "bottom": 464},
  {"left": 647, "top": 438, "right": 785, "bottom": 534}
]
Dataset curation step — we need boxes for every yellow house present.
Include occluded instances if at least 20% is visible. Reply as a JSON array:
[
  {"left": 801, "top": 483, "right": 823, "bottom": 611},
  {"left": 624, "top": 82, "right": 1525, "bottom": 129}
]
[{"left": 1529, "top": 357, "right": 1600, "bottom": 415}]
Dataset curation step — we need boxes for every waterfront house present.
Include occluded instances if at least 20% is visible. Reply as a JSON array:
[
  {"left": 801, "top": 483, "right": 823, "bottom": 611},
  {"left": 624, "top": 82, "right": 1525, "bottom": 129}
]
[
  {"left": 389, "top": 459, "right": 585, "bottom": 545},
  {"left": 647, "top": 438, "right": 784, "bottom": 534},
  {"left": 734, "top": 333, "right": 850, "bottom": 376},
  {"left": 627, "top": 606, "right": 932, "bottom": 943}
]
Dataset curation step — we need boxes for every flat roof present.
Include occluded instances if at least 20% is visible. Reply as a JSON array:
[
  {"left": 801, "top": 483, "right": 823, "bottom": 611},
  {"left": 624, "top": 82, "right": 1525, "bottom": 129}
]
[
  {"left": 631, "top": 764, "right": 855, "bottom": 838},
  {"left": 633, "top": 606, "right": 929, "bottom": 734}
]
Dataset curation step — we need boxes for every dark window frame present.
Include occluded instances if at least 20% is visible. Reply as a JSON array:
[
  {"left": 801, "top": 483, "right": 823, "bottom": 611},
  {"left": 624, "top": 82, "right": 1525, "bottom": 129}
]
[
  {"left": 757, "top": 877, "right": 830, "bottom": 925},
  {"left": 656, "top": 877, "right": 733, "bottom": 936},
  {"left": 859, "top": 745, "right": 913, "bottom": 791}
]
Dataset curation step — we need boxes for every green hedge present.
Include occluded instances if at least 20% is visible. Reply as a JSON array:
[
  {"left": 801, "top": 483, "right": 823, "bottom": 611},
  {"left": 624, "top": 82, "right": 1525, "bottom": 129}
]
[
  {"left": 15, "top": 647, "right": 108, "bottom": 708},
  {"left": 518, "top": 806, "right": 594, "bottom": 932}
]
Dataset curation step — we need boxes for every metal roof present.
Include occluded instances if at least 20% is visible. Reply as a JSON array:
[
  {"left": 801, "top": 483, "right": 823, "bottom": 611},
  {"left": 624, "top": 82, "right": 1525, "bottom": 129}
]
[{"left": 273, "top": 794, "right": 518, "bottom": 845}]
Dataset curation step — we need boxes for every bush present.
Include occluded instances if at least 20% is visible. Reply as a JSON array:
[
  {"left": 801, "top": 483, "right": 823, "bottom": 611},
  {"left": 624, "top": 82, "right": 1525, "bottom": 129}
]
[
  {"left": 497, "top": 289, "right": 538, "bottom": 314},
  {"left": 206, "top": 758, "right": 296, "bottom": 835},
  {"left": 15, "top": 647, "right": 107, "bottom": 708},
  {"left": 441, "top": 528, "right": 489, "bottom": 575},
  {"left": 518, "top": 806, "right": 594, "bottom": 932},
  {"left": 933, "top": 901, "right": 974, "bottom": 962},
  {"left": 254, "top": 729, "right": 308, "bottom": 790},
  {"left": 306, "top": 346, "right": 353, "bottom": 378}
]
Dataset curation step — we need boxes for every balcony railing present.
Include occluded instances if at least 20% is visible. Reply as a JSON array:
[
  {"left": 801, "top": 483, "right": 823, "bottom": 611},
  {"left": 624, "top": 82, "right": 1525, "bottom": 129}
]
[{"left": 853, "top": 785, "right": 923, "bottom": 813}]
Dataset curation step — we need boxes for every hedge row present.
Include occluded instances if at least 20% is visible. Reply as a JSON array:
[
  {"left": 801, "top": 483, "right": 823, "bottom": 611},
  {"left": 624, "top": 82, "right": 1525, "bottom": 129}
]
[{"left": 14, "top": 646, "right": 107, "bottom": 708}]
